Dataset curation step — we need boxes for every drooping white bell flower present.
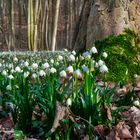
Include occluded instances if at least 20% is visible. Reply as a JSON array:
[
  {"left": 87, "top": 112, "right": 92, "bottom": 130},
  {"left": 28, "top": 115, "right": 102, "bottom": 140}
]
[
  {"left": 15, "top": 66, "right": 21, "bottom": 73},
  {"left": 6, "top": 85, "right": 12, "bottom": 91},
  {"left": 66, "top": 98, "right": 72, "bottom": 106},
  {"left": 57, "top": 55, "right": 63, "bottom": 61},
  {"left": 24, "top": 61, "right": 29, "bottom": 67},
  {"left": 60, "top": 70, "right": 67, "bottom": 78},
  {"left": 98, "top": 60, "right": 104, "bottom": 66},
  {"left": 74, "top": 69, "right": 82, "bottom": 79},
  {"left": 32, "top": 63, "right": 38, "bottom": 69},
  {"left": 69, "top": 54, "right": 75, "bottom": 62},
  {"left": 81, "top": 64, "right": 89, "bottom": 72},
  {"left": 133, "top": 100, "right": 140, "bottom": 106},
  {"left": 82, "top": 51, "right": 91, "bottom": 59},
  {"left": 8, "top": 74, "right": 14, "bottom": 80},
  {"left": 39, "top": 70, "right": 46, "bottom": 77},
  {"left": 43, "top": 62, "right": 49, "bottom": 69},
  {"left": 90, "top": 46, "right": 98, "bottom": 54},
  {"left": 50, "top": 67, "right": 57, "bottom": 73},
  {"left": 2, "top": 70, "right": 7, "bottom": 76},
  {"left": 66, "top": 66, "right": 74, "bottom": 74},
  {"left": 102, "top": 52, "right": 108, "bottom": 58},
  {"left": 99, "top": 65, "right": 108, "bottom": 73},
  {"left": 23, "top": 71, "right": 30, "bottom": 78}
]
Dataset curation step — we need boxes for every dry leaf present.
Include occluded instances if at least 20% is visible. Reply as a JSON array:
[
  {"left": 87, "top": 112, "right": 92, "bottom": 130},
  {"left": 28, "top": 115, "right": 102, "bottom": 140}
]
[{"left": 116, "top": 121, "right": 133, "bottom": 139}]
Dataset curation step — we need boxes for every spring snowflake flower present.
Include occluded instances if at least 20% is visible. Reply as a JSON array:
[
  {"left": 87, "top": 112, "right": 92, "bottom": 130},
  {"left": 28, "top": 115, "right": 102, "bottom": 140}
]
[
  {"left": 74, "top": 69, "right": 82, "bottom": 79},
  {"left": 2, "top": 70, "right": 7, "bottom": 76},
  {"left": 39, "top": 70, "right": 46, "bottom": 77},
  {"left": 99, "top": 65, "right": 108, "bottom": 73},
  {"left": 23, "top": 71, "right": 30, "bottom": 78},
  {"left": 72, "top": 50, "right": 76, "bottom": 56},
  {"left": 102, "top": 52, "right": 108, "bottom": 58},
  {"left": 24, "top": 61, "right": 29, "bottom": 67},
  {"left": 11, "top": 69, "right": 15, "bottom": 73},
  {"left": 32, "top": 63, "right": 38, "bottom": 69},
  {"left": 6, "top": 85, "right": 12, "bottom": 91},
  {"left": 43, "top": 62, "right": 49, "bottom": 69},
  {"left": 50, "top": 67, "right": 57, "bottom": 73},
  {"left": 15, "top": 66, "right": 21, "bottom": 72},
  {"left": 81, "top": 64, "right": 89, "bottom": 72},
  {"left": 32, "top": 73, "right": 37, "bottom": 79},
  {"left": 90, "top": 46, "right": 98, "bottom": 54},
  {"left": 66, "top": 66, "right": 74, "bottom": 74},
  {"left": 69, "top": 54, "right": 75, "bottom": 62},
  {"left": 98, "top": 60, "right": 104, "bottom": 66},
  {"left": 64, "top": 49, "right": 68, "bottom": 52},
  {"left": 82, "top": 51, "right": 91, "bottom": 59},
  {"left": 58, "top": 55, "right": 63, "bottom": 61},
  {"left": 133, "top": 100, "right": 140, "bottom": 106},
  {"left": 60, "top": 70, "right": 67, "bottom": 78},
  {"left": 8, "top": 74, "right": 14, "bottom": 80},
  {"left": 13, "top": 57, "right": 18, "bottom": 62},
  {"left": 66, "top": 98, "right": 72, "bottom": 106},
  {"left": 8, "top": 64, "right": 13, "bottom": 68},
  {"left": 50, "top": 59, "right": 54, "bottom": 64}
]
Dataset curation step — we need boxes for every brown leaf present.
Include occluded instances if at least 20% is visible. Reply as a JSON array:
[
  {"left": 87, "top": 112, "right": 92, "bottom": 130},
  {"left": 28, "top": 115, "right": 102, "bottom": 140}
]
[{"left": 116, "top": 121, "right": 133, "bottom": 139}]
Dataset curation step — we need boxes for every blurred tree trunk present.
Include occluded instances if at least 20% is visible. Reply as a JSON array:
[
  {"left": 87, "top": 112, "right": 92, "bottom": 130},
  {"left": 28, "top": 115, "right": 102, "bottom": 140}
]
[
  {"left": 72, "top": 0, "right": 93, "bottom": 52},
  {"left": 51, "top": 0, "right": 60, "bottom": 51}
]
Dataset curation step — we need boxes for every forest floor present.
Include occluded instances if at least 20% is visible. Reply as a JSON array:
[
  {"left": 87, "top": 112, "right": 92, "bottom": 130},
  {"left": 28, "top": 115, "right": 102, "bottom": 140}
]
[{"left": 0, "top": 82, "right": 140, "bottom": 140}]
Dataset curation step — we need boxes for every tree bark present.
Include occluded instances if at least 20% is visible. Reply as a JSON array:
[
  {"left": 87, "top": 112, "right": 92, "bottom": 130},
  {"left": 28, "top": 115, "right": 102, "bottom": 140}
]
[
  {"left": 51, "top": 0, "right": 60, "bottom": 51},
  {"left": 72, "top": 0, "right": 93, "bottom": 52}
]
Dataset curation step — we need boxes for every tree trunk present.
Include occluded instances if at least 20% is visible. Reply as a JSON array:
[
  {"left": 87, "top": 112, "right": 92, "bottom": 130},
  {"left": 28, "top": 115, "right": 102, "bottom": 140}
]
[
  {"left": 51, "top": 0, "right": 60, "bottom": 51},
  {"left": 72, "top": 0, "right": 93, "bottom": 52}
]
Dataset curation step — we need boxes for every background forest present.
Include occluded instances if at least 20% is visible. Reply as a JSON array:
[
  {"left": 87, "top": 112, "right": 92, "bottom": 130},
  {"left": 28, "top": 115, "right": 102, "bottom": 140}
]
[{"left": 0, "top": 0, "right": 140, "bottom": 51}]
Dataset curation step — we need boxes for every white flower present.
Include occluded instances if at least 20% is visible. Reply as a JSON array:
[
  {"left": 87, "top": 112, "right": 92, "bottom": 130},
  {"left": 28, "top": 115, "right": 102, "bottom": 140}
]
[
  {"left": 72, "top": 50, "right": 76, "bottom": 55},
  {"left": 43, "top": 62, "right": 49, "bottom": 69},
  {"left": 66, "top": 66, "right": 74, "bottom": 74},
  {"left": 69, "top": 54, "right": 75, "bottom": 62},
  {"left": 60, "top": 70, "right": 67, "bottom": 78},
  {"left": 74, "top": 69, "right": 82, "bottom": 79},
  {"left": 32, "top": 63, "right": 38, "bottom": 69},
  {"left": 133, "top": 100, "right": 140, "bottom": 106},
  {"left": 64, "top": 49, "right": 68, "bottom": 52},
  {"left": 0, "top": 63, "right": 2, "bottom": 67},
  {"left": 24, "top": 61, "right": 29, "bottom": 67},
  {"left": 82, "top": 51, "right": 91, "bottom": 59},
  {"left": 13, "top": 57, "right": 18, "bottom": 62},
  {"left": 90, "top": 46, "right": 98, "bottom": 54},
  {"left": 8, "top": 74, "right": 14, "bottom": 80},
  {"left": 66, "top": 98, "right": 72, "bottom": 106},
  {"left": 99, "top": 65, "right": 108, "bottom": 73},
  {"left": 11, "top": 69, "right": 15, "bottom": 73},
  {"left": 6, "top": 85, "right": 12, "bottom": 91},
  {"left": 98, "top": 60, "right": 104, "bottom": 66},
  {"left": 50, "top": 67, "right": 57, "bottom": 73},
  {"left": 23, "top": 71, "right": 30, "bottom": 78},
  {"left": 15, "top": 66, "right": 21, "bottom": 72},
  {"left": 81, "top": 64, "right": 89, "bottom": 72},
  {"left": 32, "top": 73, "right": 37, "bottom": 79},
  {"left": 58, "top": 55, "right": 63, "bottom": 61},
  {"left": 39, "top": 70, "right": 46, "bottom": 77},
  {"left": 102, "top": 52, "right": 108, "bottom": 58},
  {"left": 50, "top": 59, "right": 54, "bottom": 64},
  {"left": 8, "top": 64, "right": 13, "bottom": 68},
  {"left": 95, "top": 62, "right": 99, "bottom": 68},
  {"left": 2, "top": 70, "right": 7, "bottom": 76}
]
